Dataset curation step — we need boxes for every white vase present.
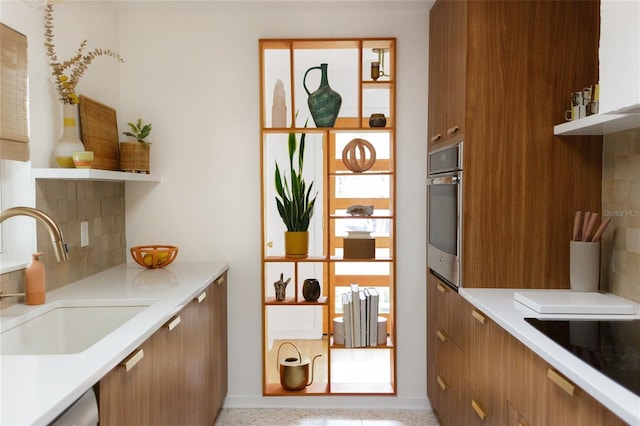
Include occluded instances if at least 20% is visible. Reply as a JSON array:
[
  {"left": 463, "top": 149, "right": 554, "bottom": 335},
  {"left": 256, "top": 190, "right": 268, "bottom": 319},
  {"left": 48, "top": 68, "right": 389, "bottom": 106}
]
[{"left": 54, "top": 104, "right": 85, "bottom": 168}]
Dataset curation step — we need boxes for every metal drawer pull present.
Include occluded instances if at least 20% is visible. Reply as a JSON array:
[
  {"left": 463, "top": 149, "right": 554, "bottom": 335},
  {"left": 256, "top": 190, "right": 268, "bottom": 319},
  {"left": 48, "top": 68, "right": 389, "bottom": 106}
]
[
  {"left": 437, "top": 283, "right": 448, "bottom": 294},
  {"left": 196, "top": 291, "right": 207, "bottom": 303},
  {"left": 472, "top": 309, "right": 486, "bottom": 324},
  {"left": 436, "top": 376, "right": 448, "bottom": 391},
  {"left": 122, "top": 349, "right": 144, "bottom": 372},
  {"left": 547, "top": 368, "right": 575, "bottom": 396},
  {"left": 447, "top": 125, "right": 460, "bottom": 135},
  {"left": 437, "top": 330, "right": 448, "bottom": 342},
  {"left": 216, "top": 275, "right": 225, "bottom": 285},
  {"left": 471, "top": 399, "right": 488, "bottom": 420},
  {"left": 431, "top": 133, "right": 442, "bottom": 142},
  {"left": 167, "top": 315, "right": 181, "bottom": 331}
]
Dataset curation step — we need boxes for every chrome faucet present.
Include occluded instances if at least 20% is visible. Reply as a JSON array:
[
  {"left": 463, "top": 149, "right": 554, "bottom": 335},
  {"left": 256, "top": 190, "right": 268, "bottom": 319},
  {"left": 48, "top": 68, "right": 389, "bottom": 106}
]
[{"left": 0, "top": 206, "right": 69, "bottom": 262}]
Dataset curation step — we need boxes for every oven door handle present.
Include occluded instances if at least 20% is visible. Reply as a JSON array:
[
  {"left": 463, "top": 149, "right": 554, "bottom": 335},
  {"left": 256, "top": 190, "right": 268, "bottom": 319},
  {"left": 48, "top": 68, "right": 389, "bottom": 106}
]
[{"left": 427, "top": 175, "right": 460, "bottom": 185}]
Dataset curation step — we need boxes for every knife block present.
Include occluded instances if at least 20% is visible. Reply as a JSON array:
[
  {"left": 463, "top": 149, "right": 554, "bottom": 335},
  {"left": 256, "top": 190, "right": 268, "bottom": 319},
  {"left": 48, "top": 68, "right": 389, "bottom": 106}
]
[{"left": 570, "top": 241, "right": 600, "bottom": 292}]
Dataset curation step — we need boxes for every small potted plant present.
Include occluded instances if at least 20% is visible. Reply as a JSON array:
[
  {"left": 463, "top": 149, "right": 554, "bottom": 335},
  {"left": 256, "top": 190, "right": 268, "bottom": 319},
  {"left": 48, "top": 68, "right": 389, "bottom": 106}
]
[
  {"left": 120, "top": 118, "right": 152, "bottom": 173},
  {"left": 274, "top": 120, "right": 318, "bottom": 258}
]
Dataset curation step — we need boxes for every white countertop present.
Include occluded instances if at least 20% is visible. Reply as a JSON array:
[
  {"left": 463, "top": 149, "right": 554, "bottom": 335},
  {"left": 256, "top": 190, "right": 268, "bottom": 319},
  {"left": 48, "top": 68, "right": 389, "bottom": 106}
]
[
  {"left": 460, "top": 288, "right": 640, "bottom": 425},
  {"left": 0, "top": 261, "right": 229, "bottom": 426}
]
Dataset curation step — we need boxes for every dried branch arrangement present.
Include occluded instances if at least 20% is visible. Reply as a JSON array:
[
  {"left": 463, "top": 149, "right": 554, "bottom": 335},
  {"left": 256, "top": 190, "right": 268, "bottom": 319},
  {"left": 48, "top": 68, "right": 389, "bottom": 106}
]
[{"left": 44, "top": 3, "right": 124, "bottom": 104}]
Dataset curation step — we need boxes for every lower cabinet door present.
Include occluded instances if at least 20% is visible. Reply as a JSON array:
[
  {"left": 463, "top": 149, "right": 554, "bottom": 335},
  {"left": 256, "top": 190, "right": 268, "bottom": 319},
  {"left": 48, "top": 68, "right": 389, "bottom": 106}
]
[
  {"left": 151, "top": 313, "right": 185, "bottom": 426},
  {"left": 182, "top": 288, "right": 213, "bottom": 425},
  {"left": 98, "top": 343, "right": 153, "bottom": 426},
  {"left": 211, "top": 272, "right": 229, "bottom": 415}
]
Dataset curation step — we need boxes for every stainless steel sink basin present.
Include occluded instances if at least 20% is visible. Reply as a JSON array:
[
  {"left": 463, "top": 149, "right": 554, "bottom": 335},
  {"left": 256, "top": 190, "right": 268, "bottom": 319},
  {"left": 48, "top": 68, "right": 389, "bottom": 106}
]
[{"left": 0, "top": 301, "right": 150, "bottom": 355}]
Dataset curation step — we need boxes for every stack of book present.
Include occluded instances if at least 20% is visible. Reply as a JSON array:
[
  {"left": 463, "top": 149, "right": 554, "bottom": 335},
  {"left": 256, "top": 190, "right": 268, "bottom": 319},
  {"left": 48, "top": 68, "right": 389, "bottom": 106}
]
[{"left": 339, "top": 283, "right": 382, "bottom": 347}]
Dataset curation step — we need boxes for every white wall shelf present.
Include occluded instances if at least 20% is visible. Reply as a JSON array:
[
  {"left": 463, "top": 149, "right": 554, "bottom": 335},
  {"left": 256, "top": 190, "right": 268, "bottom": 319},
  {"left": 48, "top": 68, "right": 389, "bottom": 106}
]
[
  {"left": 32, "top": 168, "right": 160, "bottom": 182},
  {"left": 554, "top": 111, "right": 640, "bottom": 136}
]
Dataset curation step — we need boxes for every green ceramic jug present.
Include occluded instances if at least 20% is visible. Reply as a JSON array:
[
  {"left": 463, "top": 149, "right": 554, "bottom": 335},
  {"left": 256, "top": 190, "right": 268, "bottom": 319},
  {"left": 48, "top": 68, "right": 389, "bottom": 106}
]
[{"left": 303, "top": 63, "right": 342, "bottom": 127}]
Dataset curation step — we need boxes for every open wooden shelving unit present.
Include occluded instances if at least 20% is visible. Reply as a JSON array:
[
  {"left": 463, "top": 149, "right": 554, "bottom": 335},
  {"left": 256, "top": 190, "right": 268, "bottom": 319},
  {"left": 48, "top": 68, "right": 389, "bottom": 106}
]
[{"left": 260, "top": 38, "right": 396, "bottom": 396}]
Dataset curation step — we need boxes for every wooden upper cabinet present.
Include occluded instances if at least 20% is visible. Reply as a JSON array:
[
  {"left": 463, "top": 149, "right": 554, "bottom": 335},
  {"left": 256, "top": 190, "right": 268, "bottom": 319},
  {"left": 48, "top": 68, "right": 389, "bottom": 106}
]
[
  {"left": 428, "top": 0, "right": 466, "bottom": 149},
  {"left": 443, "top": 0, "right": 466, "bottom": 145},
  {"left": 428, "top": 1, "right": 447, "bottom": 147},
  {"left": 428, "top": 0, "right": 602, "bottom": 289}
]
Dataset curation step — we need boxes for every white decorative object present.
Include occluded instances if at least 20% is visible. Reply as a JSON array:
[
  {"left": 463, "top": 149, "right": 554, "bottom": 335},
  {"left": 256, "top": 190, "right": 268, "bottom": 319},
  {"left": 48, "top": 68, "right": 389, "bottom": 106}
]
[
  {"left": 272, "top": 79, "right": 287, "bottom": 128},
  {"left": 570, "top": 241, "right": 601, "bottom": 292}
]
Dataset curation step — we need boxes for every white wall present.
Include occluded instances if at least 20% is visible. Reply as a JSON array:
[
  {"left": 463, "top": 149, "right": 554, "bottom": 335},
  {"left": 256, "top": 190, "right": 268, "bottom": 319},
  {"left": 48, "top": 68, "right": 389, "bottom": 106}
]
[{"left": 2, "top": 0, "right": 430, "bottom": 409}]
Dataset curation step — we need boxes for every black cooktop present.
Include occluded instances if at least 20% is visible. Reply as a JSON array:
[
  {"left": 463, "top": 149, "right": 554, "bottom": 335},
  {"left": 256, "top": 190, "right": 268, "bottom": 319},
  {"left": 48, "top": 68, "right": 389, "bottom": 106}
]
[{"left": 525, "top": 318, "right": 640, "bottom": 397}]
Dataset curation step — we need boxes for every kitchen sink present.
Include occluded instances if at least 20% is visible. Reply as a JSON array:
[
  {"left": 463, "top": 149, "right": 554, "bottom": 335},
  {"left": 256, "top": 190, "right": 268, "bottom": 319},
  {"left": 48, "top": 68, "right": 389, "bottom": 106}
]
[{"left": 0, "top": 301, "right": 151, "bottom": 355}]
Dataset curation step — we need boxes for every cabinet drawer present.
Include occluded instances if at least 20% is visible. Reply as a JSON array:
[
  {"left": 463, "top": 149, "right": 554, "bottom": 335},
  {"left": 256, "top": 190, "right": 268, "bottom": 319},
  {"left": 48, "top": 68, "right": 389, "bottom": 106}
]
[
  {"left": 434, "top": 325, "right": 464, "bottom": 426},
  {"left": 464, "top": 305, "right": 508, "bottom": 425},
  {"left": 430, "top": 272, "right": 466, "bottom": 348},
  {"left": 464, "top": 381, "right": 499, "bottom": 426}
]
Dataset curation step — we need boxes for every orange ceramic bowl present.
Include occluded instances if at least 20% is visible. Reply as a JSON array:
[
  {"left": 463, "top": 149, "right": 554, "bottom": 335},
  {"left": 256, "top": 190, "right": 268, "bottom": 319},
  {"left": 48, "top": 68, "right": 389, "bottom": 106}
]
[{"left": 130, "top": 245, "right": 178, "bottom": 269}]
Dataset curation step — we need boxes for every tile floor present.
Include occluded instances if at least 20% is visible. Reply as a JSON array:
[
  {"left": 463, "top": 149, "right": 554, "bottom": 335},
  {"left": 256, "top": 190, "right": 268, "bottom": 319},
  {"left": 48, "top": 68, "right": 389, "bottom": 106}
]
[{"left": 214, "top": 408, "right": 441, "bottom": 426}]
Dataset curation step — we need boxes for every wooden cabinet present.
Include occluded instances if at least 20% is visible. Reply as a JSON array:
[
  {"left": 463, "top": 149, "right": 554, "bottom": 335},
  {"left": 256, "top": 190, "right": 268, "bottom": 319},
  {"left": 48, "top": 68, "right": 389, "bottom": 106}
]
[
  {"left": 463, "top": 382, "right": 500, "bottom": 426},
  {"left": 428, "top": 0, "right": 466, "bottom": 148},
  {"left": 98, "top": 341, "right": 154, "bottom": 425},
  {"left": 427, "top": 0, "right": 602, "bottom": 289},
  {"left": 426, "top": 272, "right": 625, "bottom": 425},
  {"left": 464, "top": 306, "right": 508, "bottom": 425},
  {"left": 260, "top": 38, "right": 396, "bottom": 395},
  {"left": 211, "top": 272, "right": 229, "bottom": 412},
  {"left": 182, "top": 287, "right": 214, "bottom": 425},
  {"left": 150, "top": 312, "right": 186, "bottom": 426},
  {"left": 427, "top": 271, "right": 466, "bottom": 426},
  {"left": 507, "top": 334, "right": 626, "bottom": 426},
  {"left": 99, "top": 273, "right": 228, "bottom": 425}
]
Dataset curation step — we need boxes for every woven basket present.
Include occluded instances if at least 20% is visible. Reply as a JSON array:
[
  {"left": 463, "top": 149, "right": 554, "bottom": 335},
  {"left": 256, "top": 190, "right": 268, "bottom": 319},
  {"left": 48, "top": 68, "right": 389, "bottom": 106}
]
[{"left": 120, "top": 142, "right": 150, "bottom": 173}]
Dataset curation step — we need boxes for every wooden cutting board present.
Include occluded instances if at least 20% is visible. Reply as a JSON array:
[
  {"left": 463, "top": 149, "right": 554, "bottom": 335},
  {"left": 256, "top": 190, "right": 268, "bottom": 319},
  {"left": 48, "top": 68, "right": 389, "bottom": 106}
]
[{"left": 78, "top": 95, "right": 120, "bottom": 170}]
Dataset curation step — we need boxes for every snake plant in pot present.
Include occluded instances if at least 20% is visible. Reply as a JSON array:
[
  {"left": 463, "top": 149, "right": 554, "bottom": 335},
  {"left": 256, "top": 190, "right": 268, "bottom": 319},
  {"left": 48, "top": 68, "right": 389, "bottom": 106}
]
[{"left": 275, "top": 122, "right": 318, "bottom": 258}]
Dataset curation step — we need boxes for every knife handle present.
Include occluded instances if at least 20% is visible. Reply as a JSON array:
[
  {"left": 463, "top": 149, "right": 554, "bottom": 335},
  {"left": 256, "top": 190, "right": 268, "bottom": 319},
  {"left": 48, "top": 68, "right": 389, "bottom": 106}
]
[
  {"left": 581, "top": 212, "right": 592, "bottom": 241},
  {"left": 572, "top": 211, "right": 582, "bottom": 241},
  {"left": 584, "top": 213, "right": 599, "bottom": 242},
  {"left": 591, "top": 217, "right": 611, "bottom": 242}
]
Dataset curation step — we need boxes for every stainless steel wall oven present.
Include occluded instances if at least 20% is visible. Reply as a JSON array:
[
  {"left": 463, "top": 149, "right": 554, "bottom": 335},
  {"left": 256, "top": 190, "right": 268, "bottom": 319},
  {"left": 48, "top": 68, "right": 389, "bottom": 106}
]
[{"left": 427, "top": 142, "right": 463, "bottom": 288}]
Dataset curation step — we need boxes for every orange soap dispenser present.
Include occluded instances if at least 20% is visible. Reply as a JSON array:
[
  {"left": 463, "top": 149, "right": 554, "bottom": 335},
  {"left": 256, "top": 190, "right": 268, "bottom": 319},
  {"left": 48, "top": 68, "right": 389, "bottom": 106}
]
[{"left": 25, "top": 252, "right": 46, "bottom": 305}]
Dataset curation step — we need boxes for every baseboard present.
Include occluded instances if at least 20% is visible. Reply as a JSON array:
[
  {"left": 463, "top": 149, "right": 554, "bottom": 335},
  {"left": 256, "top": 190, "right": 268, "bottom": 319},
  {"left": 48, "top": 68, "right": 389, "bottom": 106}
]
[{"left": 222, "top": 395, "right": 432, "bottom": 411}]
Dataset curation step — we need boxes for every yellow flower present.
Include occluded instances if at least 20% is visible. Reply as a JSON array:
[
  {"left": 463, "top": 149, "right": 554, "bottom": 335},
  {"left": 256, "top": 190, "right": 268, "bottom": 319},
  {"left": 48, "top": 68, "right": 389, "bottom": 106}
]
[{"left": 58, "top": 75, "right": 68, "bottom": 82}]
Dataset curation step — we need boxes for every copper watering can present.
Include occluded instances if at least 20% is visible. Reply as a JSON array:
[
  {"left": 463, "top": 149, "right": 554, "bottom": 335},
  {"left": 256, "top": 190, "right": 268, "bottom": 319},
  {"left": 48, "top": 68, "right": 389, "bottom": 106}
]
[{"left": 277, "top": 341, "right": 321, "bottom": 391}]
